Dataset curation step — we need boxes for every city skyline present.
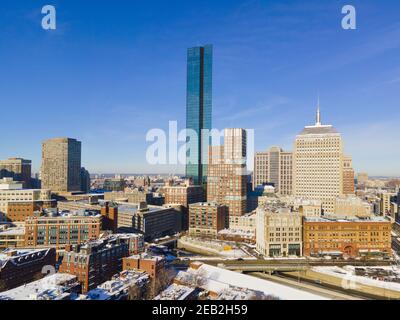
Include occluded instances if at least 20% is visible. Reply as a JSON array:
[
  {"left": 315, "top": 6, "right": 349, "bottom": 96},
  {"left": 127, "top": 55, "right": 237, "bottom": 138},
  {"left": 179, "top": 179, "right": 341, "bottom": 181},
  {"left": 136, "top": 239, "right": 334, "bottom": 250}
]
[{"left": 0, "top": 0, "right": 399, "bottom": 176}]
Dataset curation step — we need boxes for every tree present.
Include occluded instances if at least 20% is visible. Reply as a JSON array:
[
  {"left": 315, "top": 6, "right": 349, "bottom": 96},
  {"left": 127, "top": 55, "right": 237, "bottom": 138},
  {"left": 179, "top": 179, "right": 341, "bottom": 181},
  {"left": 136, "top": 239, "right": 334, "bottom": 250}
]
[
  {"left": 0, "top": 279, "right": 7, "bottom": 293},
  {"left": 128, "top": 284, "right": 143, "bottom": 300},
  {"left": 145, "top": 267, "right": 175, "bottom": 299}
]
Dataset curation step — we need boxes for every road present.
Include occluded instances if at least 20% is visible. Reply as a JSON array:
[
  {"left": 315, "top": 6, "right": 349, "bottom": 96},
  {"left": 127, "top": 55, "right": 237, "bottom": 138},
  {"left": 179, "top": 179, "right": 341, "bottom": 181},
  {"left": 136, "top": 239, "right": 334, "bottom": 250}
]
[{"left": 249, "top": 272, "right": 365, "bottom": 300}]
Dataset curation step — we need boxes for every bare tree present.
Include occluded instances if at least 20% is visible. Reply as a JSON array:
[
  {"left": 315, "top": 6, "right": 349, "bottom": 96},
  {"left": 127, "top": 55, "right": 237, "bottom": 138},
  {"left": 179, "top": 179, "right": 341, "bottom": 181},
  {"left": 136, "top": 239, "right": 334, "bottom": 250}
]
[
  {"left": 145, "top": 267, "right": 175, "bottom": 299},
  {"left": 128, "top": 284, "right": 144, "bottom": 300},
  {"left": 0, "top": 279, "right": 7, "bottom": 293}
]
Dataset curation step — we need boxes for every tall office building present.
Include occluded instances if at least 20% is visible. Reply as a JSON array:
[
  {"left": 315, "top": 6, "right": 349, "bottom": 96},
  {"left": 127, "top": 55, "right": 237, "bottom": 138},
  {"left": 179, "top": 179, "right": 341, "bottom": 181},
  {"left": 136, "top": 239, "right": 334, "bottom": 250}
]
[
  {"left": 41, "top": 138, "right": 82, "bottom": 193},
  {"left": 253, "top": 147, "right": 293, "bottom": 195},
  {"left": 0, "top": 158, "right": 32, "bottom": 188},
  {"left": 186, "top": 45, "right": 213, "bottom": 185},
  {"left": 342, "top": 155, "right": 355, "bottom": 194},
  {"left": 207, "top": 129, "right": 247, "bottom": 218},
  {"left": 293, "top": 106, "right": 344, "bottom": 214}
]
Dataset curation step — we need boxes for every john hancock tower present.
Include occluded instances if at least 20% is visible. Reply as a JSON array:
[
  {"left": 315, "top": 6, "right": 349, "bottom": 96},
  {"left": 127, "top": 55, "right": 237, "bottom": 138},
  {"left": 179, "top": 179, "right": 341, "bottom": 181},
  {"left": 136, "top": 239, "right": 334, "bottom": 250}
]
[{"left": 185, "top": 45, "right": 213, "bottom": 186}]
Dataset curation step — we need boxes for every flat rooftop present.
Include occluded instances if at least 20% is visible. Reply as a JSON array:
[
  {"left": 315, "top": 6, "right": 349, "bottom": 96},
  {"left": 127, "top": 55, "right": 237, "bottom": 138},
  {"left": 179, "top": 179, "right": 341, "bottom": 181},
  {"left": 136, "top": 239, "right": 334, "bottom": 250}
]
[
  {"left": 0, "top": 273, "right": 76, "bottom": 300},
  {"left": 304, "top": 216, "right": 390, "bottom": 223}
]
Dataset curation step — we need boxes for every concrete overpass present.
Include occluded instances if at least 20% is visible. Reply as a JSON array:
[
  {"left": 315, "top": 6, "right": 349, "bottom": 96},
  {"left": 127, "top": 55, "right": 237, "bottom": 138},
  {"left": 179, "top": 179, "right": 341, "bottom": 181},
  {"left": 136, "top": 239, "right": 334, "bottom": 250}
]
[{"left": 220, "top": 263, "right": 310, "bottom": 272}]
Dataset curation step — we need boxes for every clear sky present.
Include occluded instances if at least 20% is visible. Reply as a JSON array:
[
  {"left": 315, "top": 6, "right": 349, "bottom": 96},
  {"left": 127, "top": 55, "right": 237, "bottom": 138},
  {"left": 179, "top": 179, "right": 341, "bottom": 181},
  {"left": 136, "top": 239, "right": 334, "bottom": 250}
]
[{"left": 0, "top": 0, "right": 399, "bottom": 176}]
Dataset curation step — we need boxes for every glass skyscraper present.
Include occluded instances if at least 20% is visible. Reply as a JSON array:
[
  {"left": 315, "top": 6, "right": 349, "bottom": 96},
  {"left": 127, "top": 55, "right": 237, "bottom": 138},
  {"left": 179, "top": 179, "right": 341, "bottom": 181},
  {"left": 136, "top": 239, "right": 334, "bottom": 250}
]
[{"left": 186, "top": 45, "right": 213, "bottom": 185}]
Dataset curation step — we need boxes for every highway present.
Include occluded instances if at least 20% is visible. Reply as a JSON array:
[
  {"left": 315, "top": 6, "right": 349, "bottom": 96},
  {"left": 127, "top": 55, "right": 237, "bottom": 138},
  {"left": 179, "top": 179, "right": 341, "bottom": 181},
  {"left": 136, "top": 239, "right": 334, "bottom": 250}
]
[{"left": 249, "top": 272, "right": 366, "bottom": 300}]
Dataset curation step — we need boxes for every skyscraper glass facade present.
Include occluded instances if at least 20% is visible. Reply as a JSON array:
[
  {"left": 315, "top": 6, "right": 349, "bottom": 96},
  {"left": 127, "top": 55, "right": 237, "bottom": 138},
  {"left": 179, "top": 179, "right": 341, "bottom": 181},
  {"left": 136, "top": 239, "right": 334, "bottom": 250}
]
[{"left": 186, "top": 45, "right": 213, "bottom": 185}]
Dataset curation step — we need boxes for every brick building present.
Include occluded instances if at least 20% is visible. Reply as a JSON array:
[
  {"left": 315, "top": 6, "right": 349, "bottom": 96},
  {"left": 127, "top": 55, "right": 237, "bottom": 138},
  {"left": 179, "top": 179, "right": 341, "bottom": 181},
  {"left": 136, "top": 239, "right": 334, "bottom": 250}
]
[
  {"left": 189, "top": 202, "right": 227, "bottom": 238},
  {"left": 101, "top": 202, "right": 118, "bottom": 233},
  {"left": 303, "top": 216, "right": 392, "bottom": 258},
  {"left": 24, "top": 213, "right": 102, "bottom": 249},
  {"left": 0, "top": 248, "right": 56, "bottom": 291},
  {"left": 123, "top": 253, "right": 165, "bottom": 279},
  {"left": 58, "top": 235, "right": 131, "bottom": 293},
  {"left": 163, "top": 180, "right": 204, "bottom": 229}
]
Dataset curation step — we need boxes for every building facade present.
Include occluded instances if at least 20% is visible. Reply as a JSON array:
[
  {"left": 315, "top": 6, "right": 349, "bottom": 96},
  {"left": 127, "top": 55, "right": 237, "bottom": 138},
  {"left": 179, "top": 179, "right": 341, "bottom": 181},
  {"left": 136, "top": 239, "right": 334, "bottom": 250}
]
[
  {"left": 253, "top": 147, "right": 293, "bottom": 195},
  {"left": 0, "top": 225, "right": 25, "bottom": 250},
  {"left": 303, "top": 217, "right": 392, "bottom": 258},
  {"left": 293, "top": 107, "right": 344, "bottom": 214},
  {"left": 207, "top": 129, "right": 248, "bottom": 218},
  {"left": 0, "top": 181, "right": 53, "bottom": 222},
  {"left": 80, "top": 167, "right": 91, "bottom": 193},
  {"left": 0, "top": 158, "right": 32, "bottom": 188},
  {"left": 186, "top": 45, "right": 213, "bottom": 186},
  {"left": 0, "top": 248, "right": 56, "bottom": 291},
  {"left": 58, "top": 236, "right": 131, "bottom": 293},
  {"left": 342, "top": 155, "right": 355, "bottom": 194},
  {"left": 104, "top": 189, "right": 153, "bottom": 204},
  {"left": 256, "top": 205, "right": 303, "bottom": 257},
  {"left": 41, "top": 138, "right": 82, "bottom": 193},
  {"left": 123, "top": 253, "right": 165, "bottom": 280},
  {"left": 24, "top": 213, "right": 102, "bottom": 249},
  {"left": 189, "top": 202, "right": 227, "bottom": 237},
  {"left": 117, "top": 204, "right": 182, "bottom": 241}
]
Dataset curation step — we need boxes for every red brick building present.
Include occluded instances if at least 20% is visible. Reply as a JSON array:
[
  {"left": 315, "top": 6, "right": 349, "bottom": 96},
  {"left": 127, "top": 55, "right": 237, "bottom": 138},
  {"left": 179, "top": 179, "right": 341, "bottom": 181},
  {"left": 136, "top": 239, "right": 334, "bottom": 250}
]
[
  {"left": 189, "top": 202, "right": 228, "bottom": 238},
  {"left": 101, "top": 202, "right": 118, "bottom": 232},
  {"left": 58, "top": 235, "right": 130, "bottom": 293},
  {"left": 123, "top": 253, "right": 165, "bottom": 279},
  {"left": 303, "top": 217, "right": 392, "bottom": 258}
]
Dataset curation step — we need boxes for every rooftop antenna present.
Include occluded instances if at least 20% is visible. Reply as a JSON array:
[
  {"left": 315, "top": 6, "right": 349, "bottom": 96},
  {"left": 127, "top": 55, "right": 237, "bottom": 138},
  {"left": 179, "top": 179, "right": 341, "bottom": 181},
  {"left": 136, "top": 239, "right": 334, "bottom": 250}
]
[{"left": 316, "top": 95, "right": 321, "bottom": 126}]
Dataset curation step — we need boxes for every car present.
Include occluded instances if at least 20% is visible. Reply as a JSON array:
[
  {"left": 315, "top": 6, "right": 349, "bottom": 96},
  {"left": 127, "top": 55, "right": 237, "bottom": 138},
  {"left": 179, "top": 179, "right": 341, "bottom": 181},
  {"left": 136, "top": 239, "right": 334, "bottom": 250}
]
[{"left": 237, "top": 258, "right": 244, "bottom": 261}]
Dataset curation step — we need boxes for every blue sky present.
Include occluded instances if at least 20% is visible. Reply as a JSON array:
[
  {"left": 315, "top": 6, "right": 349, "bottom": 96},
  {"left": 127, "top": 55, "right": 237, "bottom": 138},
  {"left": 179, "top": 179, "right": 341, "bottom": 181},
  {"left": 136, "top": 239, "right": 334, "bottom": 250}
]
[{"left": 0, "top": 0, "right": 399, "bottom": 175}]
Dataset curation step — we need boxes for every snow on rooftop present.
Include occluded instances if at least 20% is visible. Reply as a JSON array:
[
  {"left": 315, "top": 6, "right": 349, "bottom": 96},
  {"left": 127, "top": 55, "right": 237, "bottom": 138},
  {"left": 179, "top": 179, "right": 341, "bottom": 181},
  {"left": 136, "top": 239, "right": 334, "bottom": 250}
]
[
  {"left": 0, "top": 274, "right": 77, "bottom": 300},
  {"left": 312, "top": 266, "right": 400, "bottom": 292},
  {"left": 154, "top": 284, "right": 196, "bottom": 300},
  {"left": 84, "top": 270, "right": 150, "bottom": 300},
  {"left": 181, "top": 263, "right": 329, "bottom": 300}
]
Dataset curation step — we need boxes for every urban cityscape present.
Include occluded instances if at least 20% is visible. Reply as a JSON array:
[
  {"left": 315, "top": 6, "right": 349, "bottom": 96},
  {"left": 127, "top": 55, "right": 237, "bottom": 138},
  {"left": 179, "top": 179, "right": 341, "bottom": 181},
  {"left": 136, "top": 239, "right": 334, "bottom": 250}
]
[{"left": 0, "top": 0, "right": 400, "bottom": 306}]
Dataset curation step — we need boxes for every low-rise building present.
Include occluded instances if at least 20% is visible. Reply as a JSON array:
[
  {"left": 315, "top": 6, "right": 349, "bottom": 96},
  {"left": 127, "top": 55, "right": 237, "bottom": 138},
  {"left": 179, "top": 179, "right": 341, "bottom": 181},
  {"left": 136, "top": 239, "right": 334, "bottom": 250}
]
[
  {"left": 0, "top": 225, "right": 25, "bottom": 250},
  {"left": 0, "top": 273, "right": 80, "bottom": 300},
  {"left": 0, "top": 248, "right": 57, "bottom": 291},
  {"left": 103, "top": 178, "right": 125, "bottom": 192},
  {"left": 303, "top": 216, "right": 392, "bottom": 258},
  {"left": 256, "top": 203, "right": 302, "bottom": 257},
  {"left": 123, "top": 253, "right": 165, "bottom": 279},
  {"left": 58, "top": 235, "right": 132, "bottom": 293},
  {"left": 118, "top": 203, "right": 182, "bottom": 241},
  {"left": 163, "top": 179, "right": 204, "bottom": 229},
  {"left": 189, "top": 202, "right": 227, "bottom": 238},
  {"left": 24, "top": 212, "right": 102, "bottom": 249},
  {"left": 154, "top": 283, "right": 200, "bottom": 300},
  {"left": 84, "top": 270, "right": 150, "bottom": 300},
  {"left": 332, "top": 195, "right": 372, "bottom": 219},
  {"left": 0, "top": 179, "right": 53, "bottom": 222},
  {"left": 104, "top": 189, "right": 154, "bottom": 204}
]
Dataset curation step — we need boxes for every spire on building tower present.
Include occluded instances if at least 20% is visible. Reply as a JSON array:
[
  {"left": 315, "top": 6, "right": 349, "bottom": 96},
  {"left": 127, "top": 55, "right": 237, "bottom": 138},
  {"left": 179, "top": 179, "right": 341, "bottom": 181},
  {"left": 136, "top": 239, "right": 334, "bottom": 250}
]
[{"left": 316, "top": 97, "right": 321, "bottom": 126}]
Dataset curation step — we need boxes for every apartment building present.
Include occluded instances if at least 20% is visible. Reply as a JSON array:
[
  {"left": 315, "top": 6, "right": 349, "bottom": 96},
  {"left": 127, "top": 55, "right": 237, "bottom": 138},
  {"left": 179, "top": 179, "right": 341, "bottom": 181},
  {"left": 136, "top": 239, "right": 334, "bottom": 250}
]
[
  {"left": 58, "top": 235, "right": 132, "bottom": 293},
  {"left": 207, "top": 129, "right": 248, "bottom": 217},
  {"left": 188, "top": 202, "right": 227, "bottom": 238}
]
